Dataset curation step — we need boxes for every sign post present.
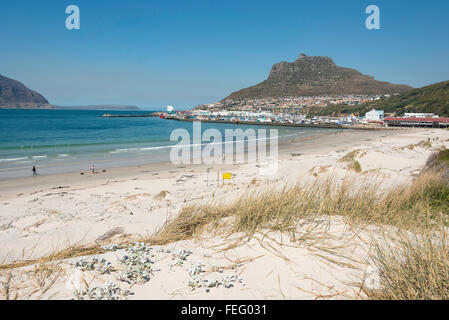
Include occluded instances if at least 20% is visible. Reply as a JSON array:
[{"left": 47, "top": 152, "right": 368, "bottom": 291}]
[{"left": 222, "top": 173, "right": 232, "bottom": 185}]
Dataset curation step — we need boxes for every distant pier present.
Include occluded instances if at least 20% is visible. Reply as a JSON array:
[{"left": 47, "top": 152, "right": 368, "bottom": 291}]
[
  {"left": 171, "top": 117, "right": 345, "bottom": 129},
  {"left": 101, "top": 113, "right": 404, "bottom": 130},
  {"left": 101, "top": 113, "right": 160, "bottom": 118}
]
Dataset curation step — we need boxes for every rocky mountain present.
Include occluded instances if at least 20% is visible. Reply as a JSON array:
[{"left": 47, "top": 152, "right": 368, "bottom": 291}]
[
  {"left": 224, "top": 53, "right": 412, "bottom": 100},
  {"left": 0, "top": 74, "right": 51, "bottom": 109}
]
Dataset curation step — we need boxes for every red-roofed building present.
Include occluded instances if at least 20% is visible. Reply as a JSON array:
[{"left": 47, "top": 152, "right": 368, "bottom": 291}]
[{"left": 384, "top": 117, "right": 449, "bottom": 128}]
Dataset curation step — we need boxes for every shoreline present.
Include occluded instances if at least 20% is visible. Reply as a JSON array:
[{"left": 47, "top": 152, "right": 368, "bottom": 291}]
[
  {"left": 0, "top": 128, "right": 401, "bottom": 199},
  {"left": 0, "top": 121, "right": 339, "bottom": 180}
]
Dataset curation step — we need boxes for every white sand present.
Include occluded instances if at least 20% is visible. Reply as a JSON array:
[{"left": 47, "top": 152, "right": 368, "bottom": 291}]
[{"left": 0, "top": 128, "right": 448, "bottom": 300}]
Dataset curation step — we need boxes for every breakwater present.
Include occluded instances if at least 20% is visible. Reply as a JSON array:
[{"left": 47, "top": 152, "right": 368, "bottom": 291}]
[{"left": 171, "top": 117, "right": 344, "bottom": 129}]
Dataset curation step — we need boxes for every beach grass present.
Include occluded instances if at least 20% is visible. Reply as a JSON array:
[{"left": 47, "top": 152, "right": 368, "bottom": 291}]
[
  {"left": 1, "top": 149, "right": 449, "bottom": 300},
  {"left": 366, "top": 230, "right": 449, "bottom": 300},
  {"left": 150, "top": 174, "right": 448, "bottom": 248},
  {"left": 339, "top": 150, "right": 364, "bottom": 173},
  {"left": 6, "top": 149, "right": 444, "bottom": 270},
  {"left": 148, "top": 149, "right": 449, "bottom": 299}
]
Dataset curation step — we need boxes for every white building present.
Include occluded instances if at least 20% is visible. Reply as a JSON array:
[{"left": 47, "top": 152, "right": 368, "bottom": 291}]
[
  {"left": 192, "top": 109, "right": 210, "bottom": 115},
  {"left": 404, "top": 113, "right": 439, "bottom": 118},
  {"left": 365, "top": 109, "right": 385, "bottom": 122}
]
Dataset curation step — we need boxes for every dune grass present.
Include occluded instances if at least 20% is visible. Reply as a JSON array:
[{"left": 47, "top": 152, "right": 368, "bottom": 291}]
[
  {"left": 364, "top": 148, "right": 449, "bottom": 299},
  {"left": 150, "top": 170, "right": 449, "bottom": 246},
  {"left": 149, "top": 148, "right": 449, "bottom": 299},
  {"left": 339, "top": 150, "right": 364, "bottom": 173},
  {"left": 339, "top": 150, "right": 362, "bottom": 162},
  {"left": 367, "top": 230, "right": 449, "bottom": 300},
  {"left": 2, "top": 149, "right": 449, "bottom": 300},
  {"left": 0, "top": 244, "right": 108, "bottom": 271},
  {"left": 348, "top": 160, "right": 362, "bottom": 173}
]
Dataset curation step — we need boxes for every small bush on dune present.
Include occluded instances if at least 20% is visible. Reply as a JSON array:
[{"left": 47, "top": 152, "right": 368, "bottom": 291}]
[
  {"left": 348, "top": 160, "right": 362, "bottom": 173},
  {"left": 418, "top": 140, "right": 432, "bottom": 149},
  {"left": 339, "top": 150, "right": 364, "bottom": 173},
  {"left": 339, "top": 150, "right": 362, "bottom": 162},
  {"left": 419, "top": 148, "right": 449, "bottom": 212},
  {"left": 426, "top": 147, "right": 449, "bottom": 167}
]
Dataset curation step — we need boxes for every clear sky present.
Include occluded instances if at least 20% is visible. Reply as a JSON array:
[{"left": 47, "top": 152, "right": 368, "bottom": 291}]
[{"left": 0, "top": 0, "right": 448, "bottom": 110}]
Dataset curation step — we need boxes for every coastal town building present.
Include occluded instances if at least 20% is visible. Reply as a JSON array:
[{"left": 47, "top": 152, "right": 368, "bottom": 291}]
[
  {"left": 195, "top": 95, "right": 379, "bottom": 115},
  {"left": 365, "top": 109, "right": 385, "bottom": 122},
  {"left": 403, "top": 113, "right": 439, "bottom": 118},
  {"left": 384, "top": 116, "right": 449, "bottom": 128},
  {"left": 169, "top": 95, "right": 449, "bottom": 130}
]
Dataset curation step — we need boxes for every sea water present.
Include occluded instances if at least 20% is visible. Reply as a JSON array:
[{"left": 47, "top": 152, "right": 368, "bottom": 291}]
[{"left": 0, "top": 109, "right": 336, "bottom": 179}]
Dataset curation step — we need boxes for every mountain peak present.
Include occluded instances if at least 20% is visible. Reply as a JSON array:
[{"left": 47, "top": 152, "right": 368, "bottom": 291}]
[
  {"left": 224, "top": 54, "right": 412, "bottom": 100},
  {"left": 0, "top": 74, "right": 51, "bottom": 109},
  {"left": 295, "top": 53, "right": 334, "bottom": 63}
]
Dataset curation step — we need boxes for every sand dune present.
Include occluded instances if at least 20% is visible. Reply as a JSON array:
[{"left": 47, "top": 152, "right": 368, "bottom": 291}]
[{"left": 0, "top": 128, "right": 447, "bottom": 300}]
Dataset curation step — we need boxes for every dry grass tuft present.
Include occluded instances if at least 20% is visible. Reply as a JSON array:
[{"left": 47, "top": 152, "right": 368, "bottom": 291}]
[
  {"left": 149, "top": 170, "right": 449, "bottom": 247},
  {"left": 249, "top": 178, "right": 258, "bottom": 185},
  {"left": 425, "top": 147, "right": 449, "bottom": 175},
  {"left": 154, "top": 190, "right": 169, "bottom": 200},
  {"left": 339, "top": 150, "right": 364, "bottom": 173},
  {"left": 0, "top": 244, "right": 107, "bottom": 272},
  {"left": 150, "top": 206, "right": 230, "bottom": 245},
  {"left": 363, "top": 148, "right": 449, "bottom": 300},
  {"left": 366, "top": 230, "right": 449, "bottom": 300},
  {"left": 403, "top": 139, "right": 433, "bottom": 150},
  {"left": 0, "top": 261, "right": 65, "bottom": 300},
  {"left": 348, "top": 160, "right": 362, "bottom": 173},
  {"left": 339, "top": 150, "right": 363, "bottom": 162}
]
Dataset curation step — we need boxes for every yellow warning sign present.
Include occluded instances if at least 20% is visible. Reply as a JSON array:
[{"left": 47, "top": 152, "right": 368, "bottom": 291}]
[{"left": 223, "top": 173, "right": 232, "bottom": 180}]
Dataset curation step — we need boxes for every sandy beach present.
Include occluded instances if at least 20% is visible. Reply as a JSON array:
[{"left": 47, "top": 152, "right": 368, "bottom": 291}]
[{"left": 0, "top": 127, "right": 448, "bottom": 300}]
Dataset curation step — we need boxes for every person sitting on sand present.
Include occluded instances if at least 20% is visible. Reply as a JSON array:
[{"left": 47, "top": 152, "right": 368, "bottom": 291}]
[{"left": 32, "top": 166, "right": 38, "bottom": 176}]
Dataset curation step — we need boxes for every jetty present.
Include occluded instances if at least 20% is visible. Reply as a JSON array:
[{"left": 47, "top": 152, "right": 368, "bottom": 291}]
[
  {"left": 172, "top": 117, "right": 344, "bottom": 129},
  {"left": 101, "top": 113, "right": 160, "bottom": 118}
]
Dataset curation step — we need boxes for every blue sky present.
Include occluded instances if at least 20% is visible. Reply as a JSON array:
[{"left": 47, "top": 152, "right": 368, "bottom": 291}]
[{"left": 0, "top": 0, "right": 448, "bottom": 110}]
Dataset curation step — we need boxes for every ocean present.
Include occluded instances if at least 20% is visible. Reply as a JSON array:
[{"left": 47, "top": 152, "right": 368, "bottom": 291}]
[{"left": 0, "top": 109, "right": 336, "bottom": 179}]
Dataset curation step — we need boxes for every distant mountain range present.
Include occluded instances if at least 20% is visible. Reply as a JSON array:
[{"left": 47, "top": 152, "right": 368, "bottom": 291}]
[
  {"left": 0, "top": 74, "right": 52, "bottom": 109},
  {"left": 55, "top": 105, "right": 141, "bottom": 111},
  {"left": 0, "top": 73, "right": 142, "bottom": 111},
  {"left": 224, "top": 53, "right": 412, "bottom": 100}
]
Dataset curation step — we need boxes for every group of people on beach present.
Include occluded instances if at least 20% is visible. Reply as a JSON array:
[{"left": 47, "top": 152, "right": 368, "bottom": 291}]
[{"left": 31, "top": 163, "right": 97, "bottom": 176}]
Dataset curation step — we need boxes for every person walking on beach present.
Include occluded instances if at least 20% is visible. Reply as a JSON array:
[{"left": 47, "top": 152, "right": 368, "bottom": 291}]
[
  {"left": 90, "top": 164, "right": 95, "bottom": 174},
  {"left": 32, "top": 166, "right": 38, "bottom": 176}
]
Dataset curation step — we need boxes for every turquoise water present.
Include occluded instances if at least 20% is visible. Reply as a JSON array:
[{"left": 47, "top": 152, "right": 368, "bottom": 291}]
[{"left": 0, "top": 109, "right": 334, "bottom": 178}]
